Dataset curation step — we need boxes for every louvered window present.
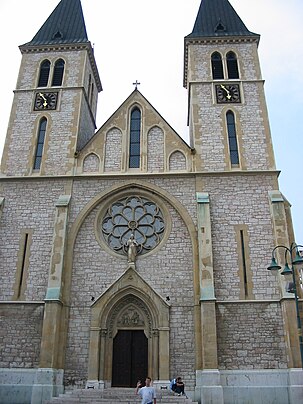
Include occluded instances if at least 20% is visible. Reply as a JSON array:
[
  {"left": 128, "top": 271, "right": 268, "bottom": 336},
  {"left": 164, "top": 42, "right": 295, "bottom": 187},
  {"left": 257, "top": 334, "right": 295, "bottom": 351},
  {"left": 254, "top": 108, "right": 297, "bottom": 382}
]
[
  {"left": 226, "top": 111, "right": 239, "bottom": 165},
  {"left": 38, "top": 60, "right": 50, "bottom": 87},
  {"left": 129, "top": 108, "right": 141, "bottom": 168},
  {"left": 211, "top": 52, "right": 224, "bottom": 79},
  {"left": 227, "top": 51, "right": 239, "bottom": 79},
  {"left": 33, "top": 118, "right": 47, "bottom": 170},
  {"left": 52, "top": 59, "right": 65, "bottom": 86}
]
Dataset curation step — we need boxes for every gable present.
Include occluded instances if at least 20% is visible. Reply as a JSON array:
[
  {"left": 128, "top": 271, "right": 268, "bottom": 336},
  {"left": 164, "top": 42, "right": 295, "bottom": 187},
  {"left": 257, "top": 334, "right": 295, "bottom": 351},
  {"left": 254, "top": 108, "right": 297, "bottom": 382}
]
[{"left": 76, "top": 90, "right": 193, "bottom": 175}]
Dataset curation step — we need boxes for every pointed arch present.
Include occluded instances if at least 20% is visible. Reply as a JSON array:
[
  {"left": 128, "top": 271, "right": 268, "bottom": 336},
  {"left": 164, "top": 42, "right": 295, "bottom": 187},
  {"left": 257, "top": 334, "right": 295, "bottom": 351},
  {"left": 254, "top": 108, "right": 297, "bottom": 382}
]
[
  {"left": 129, "top": 107, "right": 141, "bottom": 168},
  {"left": 147, "top": 126, "right": 164, "bottom": 172},
  {"left": 88, "top": 267, "right": 170, "bottom": 383},
  {"left": 104, "top": 127, "right": 122, "bottom": 172},
  {"left": 226, "top": 110, "right": 239, "bottom": 165},
  {"left": 83, "top": 153, "right": 100, "bottom": 173},
  {"left": 211, "top": 52, "right": 224, "bottom": 80},
  {"left": 38, "top": 60, "right": 50, "bottom": 87},
  {"left": 33, "top": 117, "right": 47, "bottom": 170},
  {"left": 169, "top": 150, "right": 187, "bottom": 171},
  {"left": 226, "top": 51, "right": 239, "bottom": 79},
  {"left": 52, "top": 58, "right": 65, "bottom": 86}
]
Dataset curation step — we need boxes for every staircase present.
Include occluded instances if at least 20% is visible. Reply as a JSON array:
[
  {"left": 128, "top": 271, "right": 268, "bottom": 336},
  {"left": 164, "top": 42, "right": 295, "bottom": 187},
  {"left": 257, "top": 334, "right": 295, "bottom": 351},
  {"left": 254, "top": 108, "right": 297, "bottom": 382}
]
[{"left": 44, "top": 387, "right": 198, "bottom": 403}]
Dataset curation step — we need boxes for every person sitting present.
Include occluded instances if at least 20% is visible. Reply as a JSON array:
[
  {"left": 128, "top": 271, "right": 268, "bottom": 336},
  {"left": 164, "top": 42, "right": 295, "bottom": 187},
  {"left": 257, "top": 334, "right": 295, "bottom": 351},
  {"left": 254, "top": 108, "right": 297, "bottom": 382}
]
[{"left": 170, "top": 376, "right": 185, "bottom": 396}]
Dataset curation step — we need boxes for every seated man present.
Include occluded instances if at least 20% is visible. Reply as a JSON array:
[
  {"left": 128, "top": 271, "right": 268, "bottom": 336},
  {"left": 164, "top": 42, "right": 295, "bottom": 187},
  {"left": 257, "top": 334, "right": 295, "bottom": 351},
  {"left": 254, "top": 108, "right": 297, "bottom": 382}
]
[{"left": 171, "top": 376, "right": 185, "bottom": 396}]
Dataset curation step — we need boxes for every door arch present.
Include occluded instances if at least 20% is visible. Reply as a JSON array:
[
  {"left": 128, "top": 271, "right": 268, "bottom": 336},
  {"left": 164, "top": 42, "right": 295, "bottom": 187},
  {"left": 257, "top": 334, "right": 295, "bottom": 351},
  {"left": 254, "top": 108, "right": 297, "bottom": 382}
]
[{"left": 87, "top": 267, "right": 170, "bottom": 387}]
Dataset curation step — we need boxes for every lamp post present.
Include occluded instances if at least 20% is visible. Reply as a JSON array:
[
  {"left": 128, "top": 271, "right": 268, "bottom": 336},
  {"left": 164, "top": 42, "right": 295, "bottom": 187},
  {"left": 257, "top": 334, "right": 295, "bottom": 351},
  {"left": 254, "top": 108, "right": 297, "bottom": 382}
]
[{"left": 267, "top": 243, "right": 303, "bottom": 368}]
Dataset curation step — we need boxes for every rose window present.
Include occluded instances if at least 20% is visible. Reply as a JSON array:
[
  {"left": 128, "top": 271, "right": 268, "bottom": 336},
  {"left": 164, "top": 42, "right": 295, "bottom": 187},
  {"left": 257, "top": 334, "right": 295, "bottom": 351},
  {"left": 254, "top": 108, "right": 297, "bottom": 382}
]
[{"left": 101, "top": 196, "right": 165, "bottom": 256}]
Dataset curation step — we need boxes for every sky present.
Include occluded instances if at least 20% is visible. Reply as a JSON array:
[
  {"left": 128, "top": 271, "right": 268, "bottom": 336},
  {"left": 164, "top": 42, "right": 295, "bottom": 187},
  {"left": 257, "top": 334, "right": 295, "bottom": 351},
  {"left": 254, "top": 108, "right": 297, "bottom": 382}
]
[{"left": 0, "top": 0, "right": 302, "bottom": 245}]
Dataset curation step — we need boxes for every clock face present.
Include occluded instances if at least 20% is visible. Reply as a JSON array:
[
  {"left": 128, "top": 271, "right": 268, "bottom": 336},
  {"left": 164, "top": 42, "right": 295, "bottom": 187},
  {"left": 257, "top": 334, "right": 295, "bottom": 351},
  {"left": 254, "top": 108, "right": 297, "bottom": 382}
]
[
  {"left": 34, "top": 92, "right": 58, "bottom": 110},
  {"left": 215, "top": 84, "right": 241, "bottom": 103}
]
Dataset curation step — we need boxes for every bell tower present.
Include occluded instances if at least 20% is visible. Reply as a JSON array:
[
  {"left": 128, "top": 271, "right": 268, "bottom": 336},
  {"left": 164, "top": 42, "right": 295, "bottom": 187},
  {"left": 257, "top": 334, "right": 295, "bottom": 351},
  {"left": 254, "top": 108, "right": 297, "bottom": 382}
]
[
  {"left": 0, "top": 0, "right": 102, "bottom": 177},
  {"left": 184, "top": 0, "right": 276, "bottom": 173}
]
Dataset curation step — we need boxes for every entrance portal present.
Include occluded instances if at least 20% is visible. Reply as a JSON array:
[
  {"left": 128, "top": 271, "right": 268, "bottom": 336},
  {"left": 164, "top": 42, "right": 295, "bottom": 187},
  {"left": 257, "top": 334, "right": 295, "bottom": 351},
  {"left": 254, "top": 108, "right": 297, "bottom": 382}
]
[{"left": 112, "top": 330, "right": 148, "bottom": 387}]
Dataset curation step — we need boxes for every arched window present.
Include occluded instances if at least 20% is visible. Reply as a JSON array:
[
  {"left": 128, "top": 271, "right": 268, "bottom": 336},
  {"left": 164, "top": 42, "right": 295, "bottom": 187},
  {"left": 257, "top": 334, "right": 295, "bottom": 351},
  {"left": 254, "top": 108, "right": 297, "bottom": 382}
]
[
  {"left": 52, "top": 59, "right": 65, "bottom": 86},
  {"left": 33, "top": 118, "right": 47, "bottom": 170},
  {"left": 226, "top": 111, "right": 239, "bottom": 165},
  {"left": 87, "top": 74, "right": 92, "bottom": 100},
  {"left": 38, "top": 60, "right": 50, "bottom": 87},
  {"left": 90, "top": 83, "right": 94, "bottom": 106},
  {"left": 226, "top": 51, "right": 239, "bottom": 79},
  {"left": 211, "top": 52, "right": 224, "bottom": 79},
  {"left": 129, "top": 107, "right": 141, "bottom": 168}
]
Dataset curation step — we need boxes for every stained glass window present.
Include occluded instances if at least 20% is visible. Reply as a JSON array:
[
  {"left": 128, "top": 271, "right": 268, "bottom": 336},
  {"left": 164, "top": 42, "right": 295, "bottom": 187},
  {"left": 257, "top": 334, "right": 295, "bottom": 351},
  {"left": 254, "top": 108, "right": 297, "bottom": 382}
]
[{"left": 101, "top": 196, "right": 165, "bottom": 256}]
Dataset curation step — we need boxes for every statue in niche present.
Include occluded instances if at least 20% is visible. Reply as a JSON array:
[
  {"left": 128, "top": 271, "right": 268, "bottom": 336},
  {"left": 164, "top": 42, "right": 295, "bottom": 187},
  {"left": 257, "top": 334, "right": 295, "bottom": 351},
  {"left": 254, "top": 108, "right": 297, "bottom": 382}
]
[{"left": 126, "top": 234, "right": 138, "bottom": 263}]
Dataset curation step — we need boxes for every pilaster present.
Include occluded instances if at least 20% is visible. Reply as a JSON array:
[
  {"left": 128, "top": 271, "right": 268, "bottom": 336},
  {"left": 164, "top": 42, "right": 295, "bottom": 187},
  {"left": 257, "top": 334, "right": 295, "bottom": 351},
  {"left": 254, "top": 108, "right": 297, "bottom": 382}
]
[
  {"left": 196, "top": 192, "right": 218, "bottom": 369},
  {"left": 39, "top": 194, "right": 71, "bottom": 369},
  {"left": 269, "top": 190, "right": 301, "bottom": 368}
]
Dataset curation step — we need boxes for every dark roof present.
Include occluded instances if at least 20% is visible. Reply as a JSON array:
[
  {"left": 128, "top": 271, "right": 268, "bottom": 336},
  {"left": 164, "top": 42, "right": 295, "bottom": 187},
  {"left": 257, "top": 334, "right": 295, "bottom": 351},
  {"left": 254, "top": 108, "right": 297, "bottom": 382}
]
[
  {"left": 186, "top": 0, "right": 259, "bottom": 39},
  {"left": 22, "top": 0, "right": 89, "bottom": 46}
]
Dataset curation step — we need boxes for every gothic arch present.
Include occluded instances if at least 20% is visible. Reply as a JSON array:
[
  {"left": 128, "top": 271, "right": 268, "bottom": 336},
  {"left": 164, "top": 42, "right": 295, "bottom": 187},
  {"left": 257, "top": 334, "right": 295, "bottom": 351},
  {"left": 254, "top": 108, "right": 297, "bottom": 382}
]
[
  {"left": 87, "top": 267, "right": 170, "bottom": 386},
  {"left": 83, "top": 152, "right": 100, "bottom": 173},
  {"left": 65, "top": 181, "right": 199, "bottom": 300},
  {"left": 67, "top": 180, "right": 197, "bottom": 261},
  {"left": 168, "top": 150, "right": 187, "bottom": 171},
  {"left": 65, "top": 181, "right": 200, "bottom": 384},
  {"left": 104, "top": 127, "right": 122, "bottom": 172}
]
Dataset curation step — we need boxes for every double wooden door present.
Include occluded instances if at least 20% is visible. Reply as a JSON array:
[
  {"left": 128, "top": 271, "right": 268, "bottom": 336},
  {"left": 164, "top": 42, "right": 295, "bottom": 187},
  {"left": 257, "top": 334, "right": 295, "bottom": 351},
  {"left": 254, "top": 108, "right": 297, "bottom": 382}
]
[{"left": 112, "top": 330, "right": 148, "bottom": 387}]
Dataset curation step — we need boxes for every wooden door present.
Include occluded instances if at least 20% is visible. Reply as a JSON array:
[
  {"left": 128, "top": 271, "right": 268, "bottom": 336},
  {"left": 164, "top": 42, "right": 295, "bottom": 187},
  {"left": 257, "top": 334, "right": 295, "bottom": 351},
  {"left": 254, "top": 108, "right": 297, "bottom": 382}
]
[{"left": 112, "top": 330, "right": 148, "bottom": 387}]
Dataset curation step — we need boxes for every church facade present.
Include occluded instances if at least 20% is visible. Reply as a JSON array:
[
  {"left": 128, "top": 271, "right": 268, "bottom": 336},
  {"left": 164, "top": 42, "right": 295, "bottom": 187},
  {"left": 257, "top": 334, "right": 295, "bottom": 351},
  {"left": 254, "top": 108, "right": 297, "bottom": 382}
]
[{"left": 0, "top": 1, "right": 302, "bottom": 403}]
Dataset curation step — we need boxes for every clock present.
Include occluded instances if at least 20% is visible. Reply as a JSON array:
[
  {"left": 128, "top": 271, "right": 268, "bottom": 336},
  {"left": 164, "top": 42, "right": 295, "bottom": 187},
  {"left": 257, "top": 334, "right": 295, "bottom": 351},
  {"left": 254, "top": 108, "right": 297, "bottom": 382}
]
[
  {"left": 215, "top": 84, "right": 241, "bottom": 103},
  {"left": 34, "top": 92, "right": 58, "bottom": 110}
]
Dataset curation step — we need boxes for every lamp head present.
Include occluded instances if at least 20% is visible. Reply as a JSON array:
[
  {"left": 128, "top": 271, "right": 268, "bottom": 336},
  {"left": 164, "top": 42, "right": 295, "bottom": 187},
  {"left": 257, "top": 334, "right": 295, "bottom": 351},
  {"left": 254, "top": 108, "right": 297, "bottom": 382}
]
[
  {"left": 281, "top": 263, "right": 293, "bottom": 276},
  {"left": 267, "top": 257, "right": 281, "bottom": 271},
  {"left": 292, "top": 250, "right": 303, "bottom": 266}
]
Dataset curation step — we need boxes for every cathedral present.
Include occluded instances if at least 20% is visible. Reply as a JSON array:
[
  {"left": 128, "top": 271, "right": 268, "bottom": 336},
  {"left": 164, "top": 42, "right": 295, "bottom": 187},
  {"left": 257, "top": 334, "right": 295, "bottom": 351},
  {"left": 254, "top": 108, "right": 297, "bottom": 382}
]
[{"left": 0, "top": 0, "right": 302, "bottom": 403}]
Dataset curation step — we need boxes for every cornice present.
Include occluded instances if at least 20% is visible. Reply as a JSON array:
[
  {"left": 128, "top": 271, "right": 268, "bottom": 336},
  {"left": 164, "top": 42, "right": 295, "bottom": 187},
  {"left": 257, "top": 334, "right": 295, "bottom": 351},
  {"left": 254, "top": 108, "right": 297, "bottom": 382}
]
[
  {"left": 0, "top": 170, "right": 280, "bottom": 182},
  {"left": 183, "top": 35, "right": 259, "bottom": 88},
  {"left": 19, "top": 42, "right": 102, "bottom": 93}
]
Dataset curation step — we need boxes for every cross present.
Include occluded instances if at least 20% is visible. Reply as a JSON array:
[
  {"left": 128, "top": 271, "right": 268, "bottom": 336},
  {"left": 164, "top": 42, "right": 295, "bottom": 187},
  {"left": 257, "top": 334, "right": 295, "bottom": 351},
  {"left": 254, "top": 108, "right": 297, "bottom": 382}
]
[{"left": 133, "top": 80, "right": 141, "bottom": 89}]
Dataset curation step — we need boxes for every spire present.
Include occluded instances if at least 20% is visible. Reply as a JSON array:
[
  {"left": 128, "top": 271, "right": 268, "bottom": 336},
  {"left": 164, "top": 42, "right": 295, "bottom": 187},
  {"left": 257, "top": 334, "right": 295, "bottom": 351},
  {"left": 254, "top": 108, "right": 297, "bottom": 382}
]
[
  {"left": 186, "top": 0, "right": 259, "bottom": 39},
  {"left": 22, "top": 0, "right": 89, "bottom": 47}
]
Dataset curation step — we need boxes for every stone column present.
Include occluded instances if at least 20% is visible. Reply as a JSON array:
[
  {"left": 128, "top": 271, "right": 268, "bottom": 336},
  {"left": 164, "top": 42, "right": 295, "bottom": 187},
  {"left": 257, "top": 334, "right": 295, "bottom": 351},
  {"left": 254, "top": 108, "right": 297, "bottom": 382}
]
[
  {"left": 195, "top": 192, "right": 223, "bottom": 403},
  {"left": 32, "top": 195, "right": 71, "bottom": 403}
]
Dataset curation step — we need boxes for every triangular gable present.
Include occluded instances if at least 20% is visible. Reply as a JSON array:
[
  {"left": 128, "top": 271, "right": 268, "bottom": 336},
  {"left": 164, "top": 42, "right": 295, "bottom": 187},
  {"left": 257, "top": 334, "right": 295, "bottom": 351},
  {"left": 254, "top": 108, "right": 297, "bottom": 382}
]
[
  {"left": 78, "top": 89, "right": 191, "bottom": 152},
  {"left": 91, "top": 266, "right": 170, "bottom": 328}
]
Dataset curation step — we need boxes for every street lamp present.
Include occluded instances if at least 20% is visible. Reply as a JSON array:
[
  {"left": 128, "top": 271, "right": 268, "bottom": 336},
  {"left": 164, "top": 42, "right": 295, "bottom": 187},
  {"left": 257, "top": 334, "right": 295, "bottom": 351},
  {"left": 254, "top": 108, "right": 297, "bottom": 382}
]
[{"left": 267, "top": 243, "right": 303, "bottom": 368}]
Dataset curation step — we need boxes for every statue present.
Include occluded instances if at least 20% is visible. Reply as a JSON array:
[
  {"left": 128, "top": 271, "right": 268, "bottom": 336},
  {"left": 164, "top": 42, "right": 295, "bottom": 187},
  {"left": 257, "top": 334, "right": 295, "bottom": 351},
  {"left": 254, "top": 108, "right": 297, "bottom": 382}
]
[{"left": 126, "top": 234, "right": 138, "bottom": 263}]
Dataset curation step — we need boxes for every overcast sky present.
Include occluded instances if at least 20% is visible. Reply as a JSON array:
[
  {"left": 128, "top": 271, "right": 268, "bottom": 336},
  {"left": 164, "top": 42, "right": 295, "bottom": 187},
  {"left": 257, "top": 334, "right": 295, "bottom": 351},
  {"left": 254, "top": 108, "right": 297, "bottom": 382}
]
[{"left": 0, "top": 0, "right": 302, "bottom": 246}]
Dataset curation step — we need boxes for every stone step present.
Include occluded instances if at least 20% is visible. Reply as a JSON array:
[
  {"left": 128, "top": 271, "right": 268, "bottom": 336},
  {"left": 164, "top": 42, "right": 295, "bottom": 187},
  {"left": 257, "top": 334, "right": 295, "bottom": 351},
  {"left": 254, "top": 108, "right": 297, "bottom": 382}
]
[{"left": 44, "top": 387, "right": 197, "bottom": 403}]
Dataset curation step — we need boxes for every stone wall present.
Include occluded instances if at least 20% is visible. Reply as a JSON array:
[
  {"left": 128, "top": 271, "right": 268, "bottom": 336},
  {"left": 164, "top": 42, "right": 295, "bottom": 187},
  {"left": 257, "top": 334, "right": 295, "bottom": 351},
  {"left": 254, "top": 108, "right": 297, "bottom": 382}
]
[
  {"left": 0, "top": 304, "right": 43, "bottom": 368},
  {"left": 0, "top": 180, "right": 66, "bottom": 301},
  {"left": 64, "top": 182, "right": 196, "bottom": 387},
  {"left": 217, "top": 302, "right": 287, "bottom": 369},
  {"left": 147, "top": 127, "right": 164, "bottom": 172},
  {"left": 187, "top": 42, "right": 275, "bottom": 172},
  {"left": 201, "top": 174, "right": 280, "bottom": 301},
  {"left": 1, "top": 50, "right": 90, "bottom": 176}
]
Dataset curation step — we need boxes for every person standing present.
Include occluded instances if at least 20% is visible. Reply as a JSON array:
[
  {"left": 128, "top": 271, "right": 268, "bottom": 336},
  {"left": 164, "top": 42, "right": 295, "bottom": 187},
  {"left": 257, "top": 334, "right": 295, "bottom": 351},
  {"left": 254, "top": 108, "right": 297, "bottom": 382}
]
[{"left": 136, "top": 377, "right": 157, "bottom": 404}]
